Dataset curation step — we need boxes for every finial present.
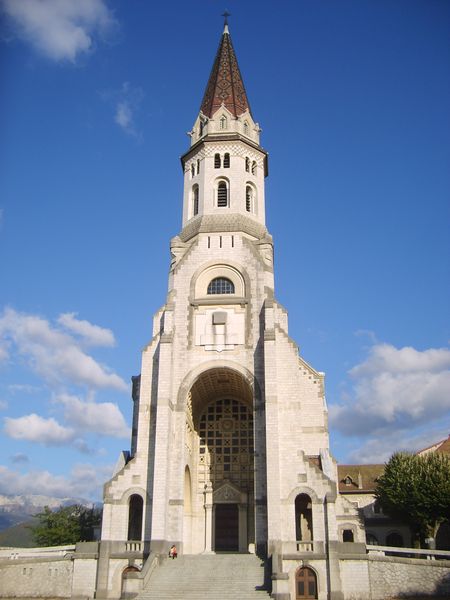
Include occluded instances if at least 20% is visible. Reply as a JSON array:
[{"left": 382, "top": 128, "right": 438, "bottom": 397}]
[{"left": 222, "top": 10, "right": 231, "bottom": 34}]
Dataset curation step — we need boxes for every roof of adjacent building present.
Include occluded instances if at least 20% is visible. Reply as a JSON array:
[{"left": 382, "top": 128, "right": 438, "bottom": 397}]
[
  {"left": 416, "top": 434, "right": 450, "bottom": 456},
  {"left": 337, "top": 464, "right": 384, "bottom": 493},
  {"left": 200, "top": 25, "right": 252, "bottom": 119}
]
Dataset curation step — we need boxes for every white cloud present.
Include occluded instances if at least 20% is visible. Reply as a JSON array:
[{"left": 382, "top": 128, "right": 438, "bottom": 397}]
[
  {"left": 57, "top": 312, "right": 115, "bottom": 347},
  {"left": 346, "top": 427, "right": 450, "bottom": 465},
  {"left": 115, "top": 101, "right": 132, "bottom": 130},
  {"left": 0, "top": 462, "right": 113, "bottom": 499},
  {"left": 56, "top": 393, "right": 129, "bottom": 438},
  {"left": 106, "top": 81, "right": 144, "bottom": 137},
  {"left": 1, "top": 0, "right": 116, "bottom": 62},
  {"left": 4, "top": 413, "right": 75, "bottom": 445},
  {"left": 0, "top": 307, "right": 127, "bottom": 391},
  {"left": 0, "top": 400, "right": 7, "bottom": 411},
  {"left": 8, "top": 383, "right": 41, "bottom": 394},
  {"left": 330, "top": 343, "right": 450, "bottom": 437}
]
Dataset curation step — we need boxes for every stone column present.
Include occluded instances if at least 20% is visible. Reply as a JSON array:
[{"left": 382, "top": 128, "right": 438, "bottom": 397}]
[
  {"left": 238, "top": 504, "right": 248, "bottom": 552},
  {"left": 203, "top": 483, "right": 213, "bottom": 553}
]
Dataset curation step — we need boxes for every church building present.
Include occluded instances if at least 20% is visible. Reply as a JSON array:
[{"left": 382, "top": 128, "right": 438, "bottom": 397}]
[{"left": 96, "top": 20, "right": 364, "bottom": 600}]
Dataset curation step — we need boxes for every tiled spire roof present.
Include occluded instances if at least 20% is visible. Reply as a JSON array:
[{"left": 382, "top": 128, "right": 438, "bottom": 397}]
[{"left": 200, "top": 25, "right": 251, "bottom": 119}]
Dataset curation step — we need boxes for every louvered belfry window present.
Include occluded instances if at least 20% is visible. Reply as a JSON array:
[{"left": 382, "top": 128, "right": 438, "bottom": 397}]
[
  {"left": 223, "top": 153, "right": 230, "bottom": 168},
  {"left": 217, "top": 181, "right": 228, "bottom": 207},
  {"left": 214, "top": 153, "right": 221, "bottom": 168}
]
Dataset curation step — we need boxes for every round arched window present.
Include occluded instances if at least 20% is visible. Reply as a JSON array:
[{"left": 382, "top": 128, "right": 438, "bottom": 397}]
[{"left": 207, "top": 277, "right": 235, "bottom": 295}]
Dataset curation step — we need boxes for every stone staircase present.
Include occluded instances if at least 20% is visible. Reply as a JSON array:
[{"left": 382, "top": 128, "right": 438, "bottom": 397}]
[{"left": 137, "top": 553, "right": 271, "bottom": 599}]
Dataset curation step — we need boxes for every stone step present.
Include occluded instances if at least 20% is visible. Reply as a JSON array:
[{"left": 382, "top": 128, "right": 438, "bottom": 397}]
[{"left": 137, "top": 554, "right": 271, "bottom": 600}]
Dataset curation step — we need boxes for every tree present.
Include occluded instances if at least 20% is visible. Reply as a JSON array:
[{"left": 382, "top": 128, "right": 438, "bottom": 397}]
[
  {"left": 375, "top": 452, "right": 450, "bottom": 547},
  {"left": 29, "top": 504, "right": 102, "bottom": 547}
]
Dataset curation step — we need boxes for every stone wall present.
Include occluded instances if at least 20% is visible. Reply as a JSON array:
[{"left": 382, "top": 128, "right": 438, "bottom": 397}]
[
  {"left": 0, "top": 556, "right": 73, "bottom": 598},
  {"left": 341, "top": 555, "right": 450, "bottom": 600}
]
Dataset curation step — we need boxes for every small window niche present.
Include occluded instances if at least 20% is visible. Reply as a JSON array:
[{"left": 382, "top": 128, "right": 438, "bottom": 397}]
[
  {"left": 217, "top": 181, "right": 228, "bottom": 207},
  {"left": 223, "top": 153, "right": 230, "bottom": 168},
  {"left": 214, "top": 153, "right": 221, "bottom": 169},
  {"left": 246, "top": 185, "right": 254, "bottom": 213},
  {"left": 219, "top": 115, "right": 227, "bottom": 130},
  {"left": 251, "top": 161, "right": 257, "bottom": 175},
  {"left": 192, "top": 184, "right": 199, "bottom": 216}
]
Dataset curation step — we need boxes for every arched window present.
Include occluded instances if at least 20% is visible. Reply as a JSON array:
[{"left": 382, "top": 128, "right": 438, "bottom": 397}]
[
  {"left": 207, "top": 277, "right": 235, "bottom": 294},
  {"left": 199, "top": 120, "right": 204, "bottom": 137},
  {"left": 127, "top": 494, "right": 143, "bottom": 541},
  {"left": 295, "top": 494, "right": 313, "bottom": 544},
  {"left": 243, "top": 121, "right": 249, "bottom": 135},
  {"left": 214, "top": 153, "right": 221, "bottom": 169},
  {"left": 343, "top": 529, "right": 354, "bottom": 542},
  {"left": 196, "top": 159, "right": 200, "bottom": 174},
  {"left": 246, "top": 186, "right": 254, "bottom": 213},
  {"left": 192, "top": 185, "right": 199, "bottom": 216},
  {"left": 245, "top": 157, "right": 250, "bottom": 172},
  {"left": 223, "top": 153, "right": 230, "bottom": 168},
  {"left": 296, "top": 567, "right": 317, "bottom": 599},
  {"left": 251, "top": 161, "right": 257, "bottom": 175},
  {"left": 191, "top": 164, "right": 195, "bottom": 178},
  {"left": 220, "top": 115, "right": 227, "bottom": 130},
  {"left": 217, "top": 181, "right": 228, "bottom": 207}
]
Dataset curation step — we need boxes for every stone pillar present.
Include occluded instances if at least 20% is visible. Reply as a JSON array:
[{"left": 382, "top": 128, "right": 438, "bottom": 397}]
[
  {"left": 203, "top": 483, "right": 213, "bottom": 553},
  {"left": 238, "top": 503, "right": 248, "bottom": 552}
]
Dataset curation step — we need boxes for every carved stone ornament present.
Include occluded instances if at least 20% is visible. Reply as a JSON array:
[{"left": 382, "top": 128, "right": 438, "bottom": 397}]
[{"left": 213, "top": 481, "right": 243, "bottom": 503}]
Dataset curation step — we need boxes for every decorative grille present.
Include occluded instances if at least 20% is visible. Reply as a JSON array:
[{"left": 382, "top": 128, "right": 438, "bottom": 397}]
[{"left": 198, "top": 398, "right": 254, "bottom": 490}]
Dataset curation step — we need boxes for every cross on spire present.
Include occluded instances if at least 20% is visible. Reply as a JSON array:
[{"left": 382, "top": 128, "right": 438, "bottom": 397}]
[{"left": 222, "top": 10, "right": 231, "bottom": 28}]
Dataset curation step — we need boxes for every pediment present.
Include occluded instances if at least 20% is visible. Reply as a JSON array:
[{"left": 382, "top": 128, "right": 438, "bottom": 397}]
[{"left": 213, "top": 481, "right": 245, "bottom": 503}]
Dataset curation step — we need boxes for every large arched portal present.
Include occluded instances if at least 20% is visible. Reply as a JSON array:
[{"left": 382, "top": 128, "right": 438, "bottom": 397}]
[{"left": 184, "top": 367, "right": 255, "bottom": 553}]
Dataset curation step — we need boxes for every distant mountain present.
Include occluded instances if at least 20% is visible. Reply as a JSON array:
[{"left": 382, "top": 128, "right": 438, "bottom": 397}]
[
  {"left": 0, "top": 518, "right": 38, "bottom": 548},
  {"left": 0, "top": 494, "right": 96, "bottom": 532}
]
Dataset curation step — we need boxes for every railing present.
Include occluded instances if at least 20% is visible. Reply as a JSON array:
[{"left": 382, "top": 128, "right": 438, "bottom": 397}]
[
  {"left": 296, "top": 541, "right": 314, "bottom": 552},
  {"left": 125, "top": 541, "right": 142, "bottom": 552},
  {"left": 0, "top": 545, "right": 75, "bottom": 560},
  {"left": 367, "top": 544, "right": 450, "bottom": 561}
]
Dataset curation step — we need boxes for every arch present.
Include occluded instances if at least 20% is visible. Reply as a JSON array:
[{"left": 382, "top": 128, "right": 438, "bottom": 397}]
[
  {"left": 296, "top": 566, "right": 318, "bottom": 599},
  {"left": 386, "top": 531, "right": 404, "bottom": 547},
  {"left": 127, "top": 494, "right": 143, "bottom": 540},
  {"left": 214, "top": 153, "right": 221, "bottom": 168},
  {"left": 217, "top": 180, "right": 228, "bottom": 207},
  {"left": 223, "top": 153, "right": 230, "bottom": 168},
  {"left": 192, "top": 184, "right": 199, "bottom": 216},
  {"left": 176, "top": 361, "right": 261, "bottom": 413},
  {"left": 295, "top": 493, "right": 313, "bottom": 542},
  {"left": 193, "top": 263, "right": 245, "bottom": 298},
  {"left": 207, "top": 277, "right": 235, "bottom": 295}
]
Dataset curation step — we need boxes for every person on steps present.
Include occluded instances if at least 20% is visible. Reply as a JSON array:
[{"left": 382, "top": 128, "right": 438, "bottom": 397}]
[{"left": 169, "top": 544, "right": 178, "bottom": 559}]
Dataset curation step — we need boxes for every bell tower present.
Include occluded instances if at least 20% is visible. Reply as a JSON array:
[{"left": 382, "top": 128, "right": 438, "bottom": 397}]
[{"left": 97, "top": 18, "right": 363, "bottom": 600}]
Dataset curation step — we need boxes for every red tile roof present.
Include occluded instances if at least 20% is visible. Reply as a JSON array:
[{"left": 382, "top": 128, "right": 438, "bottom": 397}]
[{"left": 200, "top": 28, "right": 251, "bottom": 119}]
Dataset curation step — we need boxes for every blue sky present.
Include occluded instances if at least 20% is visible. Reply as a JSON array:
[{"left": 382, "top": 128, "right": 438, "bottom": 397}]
[{"left": 0, "top": 0, "right": 449, "bottom": 501}]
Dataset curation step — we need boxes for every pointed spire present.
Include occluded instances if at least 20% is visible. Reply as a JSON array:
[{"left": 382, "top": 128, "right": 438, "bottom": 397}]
[{"left": 199, "top": 19, "right": 252, "bottom": 119}]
